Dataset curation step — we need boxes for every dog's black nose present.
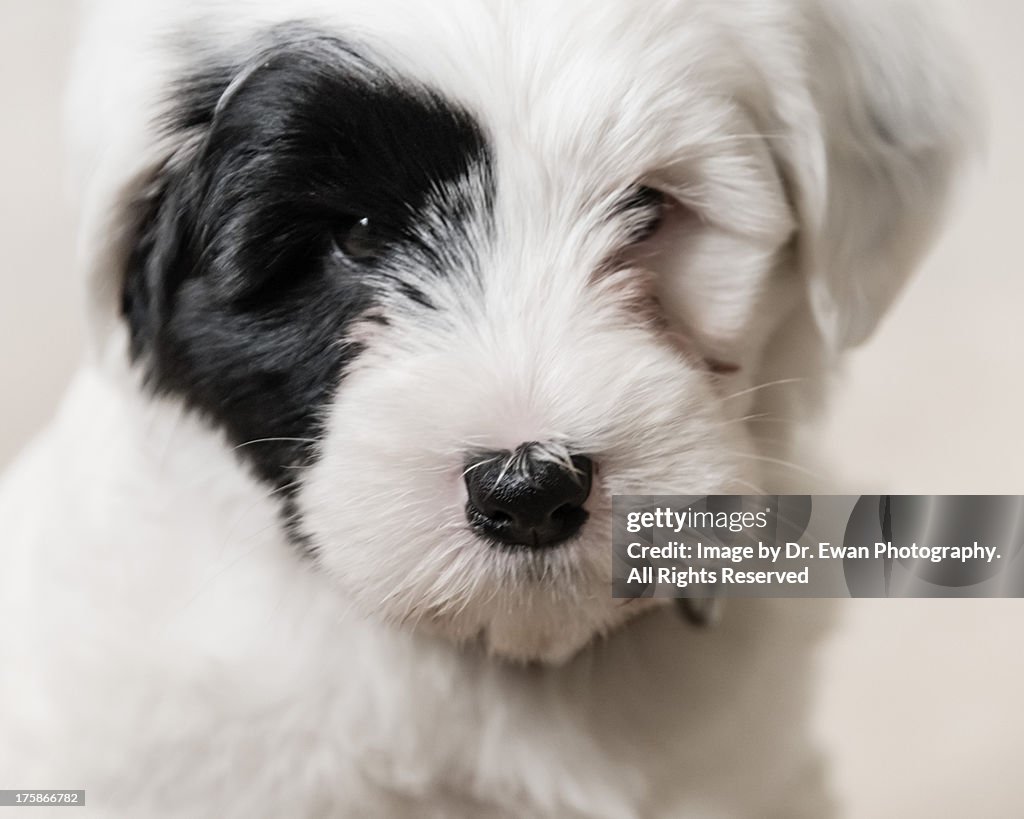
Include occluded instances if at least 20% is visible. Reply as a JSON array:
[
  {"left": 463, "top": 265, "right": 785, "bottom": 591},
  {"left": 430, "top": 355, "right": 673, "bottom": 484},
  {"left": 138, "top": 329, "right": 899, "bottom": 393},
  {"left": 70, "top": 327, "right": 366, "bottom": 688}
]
[{"left": 464, "top": 447, "right": 593, "bottom": 548}]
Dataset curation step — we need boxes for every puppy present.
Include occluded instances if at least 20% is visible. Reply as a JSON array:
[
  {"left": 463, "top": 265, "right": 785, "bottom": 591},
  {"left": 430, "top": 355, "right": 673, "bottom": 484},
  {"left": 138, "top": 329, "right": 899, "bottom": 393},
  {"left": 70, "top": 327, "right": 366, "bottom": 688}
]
[{"left": 0, "top": 0, "right": 974, "bottom": 816}]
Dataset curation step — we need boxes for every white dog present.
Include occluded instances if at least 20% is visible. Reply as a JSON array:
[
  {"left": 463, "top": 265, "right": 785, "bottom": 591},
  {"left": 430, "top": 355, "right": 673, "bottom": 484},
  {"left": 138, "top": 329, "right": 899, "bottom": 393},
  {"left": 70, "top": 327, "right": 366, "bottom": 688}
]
[{"left": 0, "top": 0, "right": 974, "bottom": 816}]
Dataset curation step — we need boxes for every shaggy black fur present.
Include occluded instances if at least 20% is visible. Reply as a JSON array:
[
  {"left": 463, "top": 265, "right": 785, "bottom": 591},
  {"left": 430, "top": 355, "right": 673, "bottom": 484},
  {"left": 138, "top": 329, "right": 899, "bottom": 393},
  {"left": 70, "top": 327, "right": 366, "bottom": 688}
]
[{"left": 122, "top": 27, "right": 493, "bottom": 491}]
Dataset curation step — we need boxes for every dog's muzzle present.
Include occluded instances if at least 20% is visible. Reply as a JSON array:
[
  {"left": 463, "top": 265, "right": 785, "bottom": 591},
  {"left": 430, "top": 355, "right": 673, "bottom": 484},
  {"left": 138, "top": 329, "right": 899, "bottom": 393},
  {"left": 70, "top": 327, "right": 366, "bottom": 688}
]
[{"left": 464, "top": 445, "right": 593, "bottom": 549}]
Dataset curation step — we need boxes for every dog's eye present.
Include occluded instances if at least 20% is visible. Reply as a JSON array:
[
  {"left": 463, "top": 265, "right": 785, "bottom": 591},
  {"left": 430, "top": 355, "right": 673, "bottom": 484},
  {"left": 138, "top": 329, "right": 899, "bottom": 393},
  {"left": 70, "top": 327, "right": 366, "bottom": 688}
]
[
  {"left": 332, "top": 216, "right": 378, "bottom": 261},
  {"left": 620, "top": 185, "right": 666, "bottom": 244}
]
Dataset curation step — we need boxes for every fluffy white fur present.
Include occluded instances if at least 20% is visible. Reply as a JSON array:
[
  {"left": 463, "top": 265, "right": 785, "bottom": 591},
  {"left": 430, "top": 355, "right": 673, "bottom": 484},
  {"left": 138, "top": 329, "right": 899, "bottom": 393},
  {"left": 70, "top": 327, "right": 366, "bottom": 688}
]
[{"left": 0, "top": 0, "right": 974, "bottom": 815}]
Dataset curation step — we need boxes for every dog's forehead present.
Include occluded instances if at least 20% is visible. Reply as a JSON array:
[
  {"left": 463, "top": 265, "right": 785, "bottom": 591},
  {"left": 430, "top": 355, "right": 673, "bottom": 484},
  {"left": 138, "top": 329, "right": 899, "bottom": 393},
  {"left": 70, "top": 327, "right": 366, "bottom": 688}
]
[
  {"left": 186, "top": 0, "right": 765, "bottom": 182},
  {"left": 74, "top": 0, "right": 791, "bottom": 207},
  {"left": 331, "top": 0, "right": 744, "bottom": 165}
]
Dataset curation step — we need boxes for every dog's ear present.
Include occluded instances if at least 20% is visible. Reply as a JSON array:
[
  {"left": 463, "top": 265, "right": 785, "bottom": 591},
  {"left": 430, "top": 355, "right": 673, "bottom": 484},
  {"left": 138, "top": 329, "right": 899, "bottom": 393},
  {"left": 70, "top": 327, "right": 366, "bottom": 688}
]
[
  {"left": 99, "top": 65, "right": 232, "bottom": 366},
  {"left": 118, "top": 40, "right": 327, "bottom": 364},
  {"left": 768, "top": 0, "right": 979, "bottom": 350},
  {"left": 119, "top": 148, "right": 199, "bottom": 363},
  {"left": 94, "top": 34, "right": 320, "bottom": 363}
]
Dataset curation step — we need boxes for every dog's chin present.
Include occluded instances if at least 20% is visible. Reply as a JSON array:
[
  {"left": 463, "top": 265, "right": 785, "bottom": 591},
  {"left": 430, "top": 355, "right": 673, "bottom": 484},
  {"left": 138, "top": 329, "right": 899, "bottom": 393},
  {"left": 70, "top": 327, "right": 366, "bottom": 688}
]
[
  {"left": 337, "top": 529, "right": 661, "bottom": 666},
  {"left": 412, "top": 598, "right": 653, "bottom": 666},
  {"left": 464, "top": 597, "right": 662, "bottom": 666}
]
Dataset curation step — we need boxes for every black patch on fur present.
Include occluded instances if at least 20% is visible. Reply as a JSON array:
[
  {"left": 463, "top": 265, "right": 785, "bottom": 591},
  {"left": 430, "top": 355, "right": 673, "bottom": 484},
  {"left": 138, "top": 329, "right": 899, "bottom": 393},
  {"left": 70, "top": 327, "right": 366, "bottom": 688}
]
[{"left": 122, "top": 26, "right": 493, "bottom": 495}]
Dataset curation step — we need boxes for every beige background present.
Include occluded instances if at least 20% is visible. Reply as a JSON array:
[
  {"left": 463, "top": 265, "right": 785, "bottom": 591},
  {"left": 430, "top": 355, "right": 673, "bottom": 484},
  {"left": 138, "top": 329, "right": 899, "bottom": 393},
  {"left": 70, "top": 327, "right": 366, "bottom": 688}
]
[{"left": 1, "top": 3, "right": 1022, "bottom": 816}]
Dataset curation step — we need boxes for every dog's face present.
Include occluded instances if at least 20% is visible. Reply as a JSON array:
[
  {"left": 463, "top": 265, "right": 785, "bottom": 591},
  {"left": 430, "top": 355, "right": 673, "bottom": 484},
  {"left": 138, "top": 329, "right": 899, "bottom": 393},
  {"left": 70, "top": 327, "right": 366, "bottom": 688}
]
[{"left": 100, "top": 0, "right": 971, "bottom": 662}]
